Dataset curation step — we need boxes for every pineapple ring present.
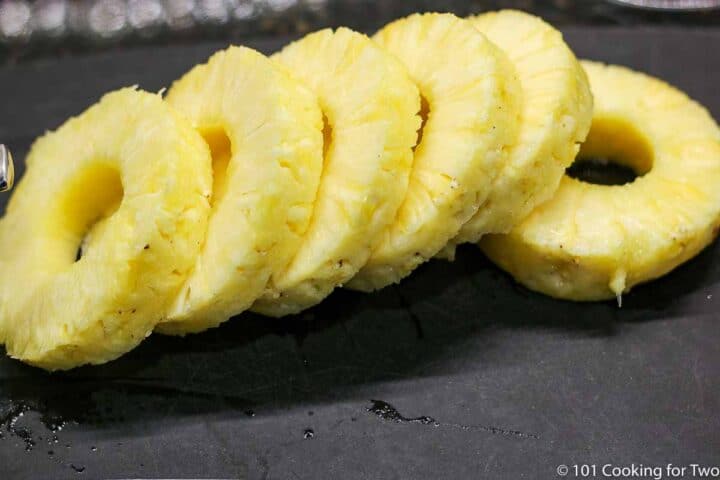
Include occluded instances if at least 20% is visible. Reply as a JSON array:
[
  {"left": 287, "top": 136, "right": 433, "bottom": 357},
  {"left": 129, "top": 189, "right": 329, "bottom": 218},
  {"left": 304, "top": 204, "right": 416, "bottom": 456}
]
[
  {"left": 481, "top": 61, "right": 720, "bottom": 302},
  {"left": 0, "top": 89, "right": 212, "bottom": 369},
  {"left": 347, "top": 13, "right": 521, "bottom": 292},
  {"left": 251, "top": 28, "right": 420, "bottom": 317},
  {"left": 447, "top": 10, "right": 593, "bottom": 250},
  {"left": 157, "top": 46, "right": 324, "bottom": 334}
]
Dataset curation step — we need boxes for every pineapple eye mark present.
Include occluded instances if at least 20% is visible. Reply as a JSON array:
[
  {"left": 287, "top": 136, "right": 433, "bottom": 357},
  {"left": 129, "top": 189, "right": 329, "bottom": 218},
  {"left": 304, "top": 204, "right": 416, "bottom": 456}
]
[
  {"left": 566, "top": 116, "right": 654, "bottom": 186},
  {"left": 200, "top": 126, "right": 232, "bottom": 208}
]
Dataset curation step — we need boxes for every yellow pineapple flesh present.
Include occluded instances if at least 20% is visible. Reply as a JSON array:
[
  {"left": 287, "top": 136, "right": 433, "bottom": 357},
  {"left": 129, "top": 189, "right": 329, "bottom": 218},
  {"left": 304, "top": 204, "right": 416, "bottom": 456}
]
[
  {"left": 347, "top": 13, "right": 520, "bottom": 292},
  {"left": 0, "top": 88, "right": 212, "bottom": 369},
  {"left": 158, "top": 46, "right": 324, "bottom": 334},
  {"left": 446, "top": 10, "right": 593, "bottom": 252},
  {"left": 251, "top": 27, "right": 420, "bottom": 316},
  {"left": 481, "top": 61, "right": 720, "bottom": 301}
]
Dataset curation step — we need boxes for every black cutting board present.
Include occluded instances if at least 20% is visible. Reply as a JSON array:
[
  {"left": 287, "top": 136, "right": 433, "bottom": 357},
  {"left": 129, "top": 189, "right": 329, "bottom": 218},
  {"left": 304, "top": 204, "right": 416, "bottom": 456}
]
[{"left": 0, "top": 26, "right": 719, "bottom": 480}]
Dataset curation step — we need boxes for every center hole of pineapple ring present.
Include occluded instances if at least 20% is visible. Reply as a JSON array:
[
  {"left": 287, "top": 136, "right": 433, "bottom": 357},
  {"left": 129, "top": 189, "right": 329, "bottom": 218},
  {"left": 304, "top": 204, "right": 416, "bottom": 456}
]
[
  {"left": 322, "top": 113, "right": 333, "bottom": 161},
  {"left": 200, "top": 126, "right": 232, "bottom": 208},
  {"left": 414, "top": 95, "right": 430, "bottom": 149},
  {"left": 566, "top": 116, "right": 654, "bottom": 186},
  {"left": 64, "top": 163, "right": 123, "bottom": 262}
]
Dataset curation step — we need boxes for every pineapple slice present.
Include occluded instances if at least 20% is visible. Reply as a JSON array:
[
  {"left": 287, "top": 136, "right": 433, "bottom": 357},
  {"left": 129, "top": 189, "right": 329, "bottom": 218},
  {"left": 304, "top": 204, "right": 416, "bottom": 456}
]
[
  {"left": 251, "top": 28, "right": 420, "bottom": 316},
  {"left": 481, "top": 61, "right": 720, "bottom": 301},
  {"left": 0, "top": 88, "right": 212, "bottom": 369},
  {"left": 347, "top": 13, "right": 520, "bottom": 291},
  {"left": 157, "top": 46, "right": 324, "bottom": 334},
  {"left": 445, "top": 10, "right": 593, "bottom": 253}
]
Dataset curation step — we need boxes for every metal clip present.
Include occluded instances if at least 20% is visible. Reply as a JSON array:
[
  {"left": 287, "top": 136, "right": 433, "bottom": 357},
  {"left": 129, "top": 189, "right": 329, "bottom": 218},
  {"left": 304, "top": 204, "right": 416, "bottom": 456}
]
[{"left": 0, "top": 145, "right": 14, "bottom": 192}]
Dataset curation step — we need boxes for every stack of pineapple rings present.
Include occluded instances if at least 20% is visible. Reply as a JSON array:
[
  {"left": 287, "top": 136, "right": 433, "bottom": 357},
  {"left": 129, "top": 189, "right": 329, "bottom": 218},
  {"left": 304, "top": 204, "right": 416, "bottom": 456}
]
[{"left": 1, "top": 10, "right": 719, "bottom": 370}]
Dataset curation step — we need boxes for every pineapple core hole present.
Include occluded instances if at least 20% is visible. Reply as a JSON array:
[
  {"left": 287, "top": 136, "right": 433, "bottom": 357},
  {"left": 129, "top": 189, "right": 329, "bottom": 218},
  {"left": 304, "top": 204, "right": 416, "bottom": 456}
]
[
  {"left": 63, "top": 163, "right": 123, "bottom": 262},
  {"left": 567, "top": 117, "right": 654, "bottom": 186},
  {"left": 322, "top": 113, "right": 332, "bottom": 161},
  {"left": 201, "top": 126, "right": 232, "bottom": 208},
  {"left": 414, "top": 95, "right": 430, "bottom": 149}
]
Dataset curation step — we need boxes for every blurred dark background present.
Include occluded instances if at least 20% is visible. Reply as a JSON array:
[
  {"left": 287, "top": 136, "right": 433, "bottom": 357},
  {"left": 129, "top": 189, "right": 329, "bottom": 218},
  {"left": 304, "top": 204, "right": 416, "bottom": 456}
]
[{"left": 1, "top": 0, "right": 719, "bottom": 64}]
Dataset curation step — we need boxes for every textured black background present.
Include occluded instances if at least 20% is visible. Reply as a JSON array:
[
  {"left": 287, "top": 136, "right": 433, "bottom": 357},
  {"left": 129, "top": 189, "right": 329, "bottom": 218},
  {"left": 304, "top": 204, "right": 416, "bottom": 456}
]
[{"left": 0, "top": 26, "right": 719, "bottom": 479}]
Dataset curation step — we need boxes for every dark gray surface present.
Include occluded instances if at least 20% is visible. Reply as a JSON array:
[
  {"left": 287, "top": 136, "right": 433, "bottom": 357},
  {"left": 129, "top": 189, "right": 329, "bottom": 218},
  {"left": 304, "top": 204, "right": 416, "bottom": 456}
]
[{"left": 0, "top": 26, "right": 719, "bottom": 480}]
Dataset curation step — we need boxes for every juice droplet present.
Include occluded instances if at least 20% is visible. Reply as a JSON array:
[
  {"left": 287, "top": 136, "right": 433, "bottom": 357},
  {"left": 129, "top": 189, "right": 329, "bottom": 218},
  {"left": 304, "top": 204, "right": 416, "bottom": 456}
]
[{"left": 366, "top": 400, "right": 437, "bottom": 426}]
